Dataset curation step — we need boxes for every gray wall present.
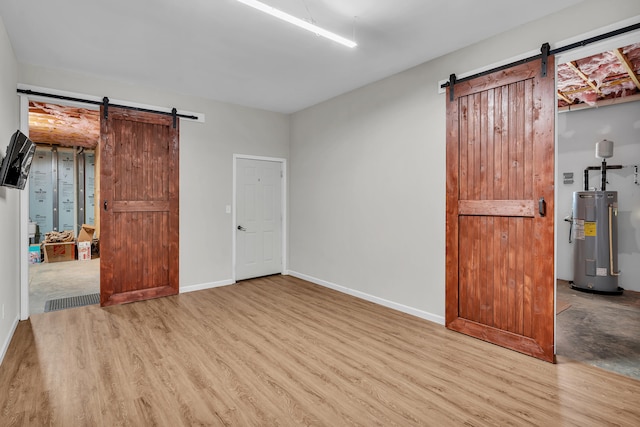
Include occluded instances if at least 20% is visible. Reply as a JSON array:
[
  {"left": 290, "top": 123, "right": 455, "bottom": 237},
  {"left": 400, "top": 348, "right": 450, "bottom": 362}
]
[
  {"left": 289, "top": 1, "right": 640, "bottom": 320},
  {"left": 0, "top": 15, "right": 20, "bottom": 363},
  {"left": 556, "top": 102, "right": 640, "bottom": 291}
]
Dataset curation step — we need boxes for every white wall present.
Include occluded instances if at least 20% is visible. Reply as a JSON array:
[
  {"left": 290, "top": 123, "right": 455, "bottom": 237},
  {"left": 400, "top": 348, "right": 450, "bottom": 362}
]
[
  {"left": 18, "top": 64, "right": 290, "bottom": 291},
  {"left": 0, "top": 15, "right": 20, "bottom": 364},
  {"left": 289, "top": 0, "right": 640, "bottom": 320},
  {"left": 556, "top": 102, "right": 640, "bottom": 291}
]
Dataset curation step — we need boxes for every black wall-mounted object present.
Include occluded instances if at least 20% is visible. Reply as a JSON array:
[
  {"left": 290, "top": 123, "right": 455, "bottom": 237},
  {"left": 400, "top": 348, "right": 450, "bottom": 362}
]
[{"left": 0, "top": 129, "right": 36, "bottom": 190}]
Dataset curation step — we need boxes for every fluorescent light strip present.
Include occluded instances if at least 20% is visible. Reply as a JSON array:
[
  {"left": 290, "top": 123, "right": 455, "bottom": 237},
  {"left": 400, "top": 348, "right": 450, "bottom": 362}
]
[{"left": 236, "top": 0, "right": 357, "bottom": 48}]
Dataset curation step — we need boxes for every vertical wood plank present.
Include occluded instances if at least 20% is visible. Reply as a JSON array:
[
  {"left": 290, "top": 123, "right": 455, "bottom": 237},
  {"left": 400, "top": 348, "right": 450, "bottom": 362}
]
[
  {"left": 469, "top": 92, "right": 480, "bottom": 322},
  {"left": 532, "top": 56, "right": 556, "bottom": 359},
  {"left": 99, "top": 106, "right": 112, "bottom": 305},
  {"left": 514, "top": 81, "right": 525, "bottom": 335},
  {"left": 122, "top": 122, "right": 131, "bottom": 202},
  {"left": 445, "top": 90, "right": 460, "bottom": 327},
  {"left": 499, "top": 217, "right": 508, "bottom": 330},
  {"left": 459, "top": 218, "right": 468, "bottom": 320},
  {"left": 522, "top": 79, "right": 534, "bottom": 338},
  {"left": 484, "top": 89, "right": 495, "bottom": 327},
  {"left": 506, "top": 217, "right": 515, "bottom": 333},
  {"left": 470, "top": 216, "right": 479, "bottom": 322},
  {"left": 459, "top": 97, "right": 468, "bottom": 201},
  {"left": 478, "top": 91, "right": 488, "bottom": 325},
  {"left": 515, "top": 217, "right": 524, "bottom": 334},
  {"left": 168, "top": 117, "right": 180, "bottom": 295},
  {"left": 508, "top": 82, "right": 523, "bottom": 333},
  {"left": 499, "top": 77, "right": 510, "bottom": 327},
  {"left": 458, "top": 95, "right": 469, "bottom": 321}
]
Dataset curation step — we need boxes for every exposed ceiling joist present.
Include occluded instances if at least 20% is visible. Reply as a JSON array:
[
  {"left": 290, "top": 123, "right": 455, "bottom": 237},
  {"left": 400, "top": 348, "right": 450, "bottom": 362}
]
[
  {"left": 566, "top": 61, "right": 603, "bottom": 95},
  {"left": 614, "top": 47, "right": 640, "bottom": 90},
  {"left": 557, "top": 90, "right": 572, "bottom": 104},
  {"left": 561, "top": 76, "right": 634, "bottom": 96},
  {"left": 28, "top": 102, "right": 99, "bottom": 149}
]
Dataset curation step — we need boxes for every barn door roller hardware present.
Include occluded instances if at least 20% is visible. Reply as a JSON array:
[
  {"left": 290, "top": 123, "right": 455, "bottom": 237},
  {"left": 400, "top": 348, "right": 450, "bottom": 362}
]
[
  {"left": 17, "top": 89, "right": 198, "bottom": 122},
  {"left": 441, "top": 22, "right": 640, "bottom": 101},
  {"left": 103, "top": 97, "right": 109, "bottom": 119},
  {"left": 540, "top": 43, "right": 550, "bottom": 77},
  {"left": 448, "top": 74, "right": 457, "bottom": 102}
]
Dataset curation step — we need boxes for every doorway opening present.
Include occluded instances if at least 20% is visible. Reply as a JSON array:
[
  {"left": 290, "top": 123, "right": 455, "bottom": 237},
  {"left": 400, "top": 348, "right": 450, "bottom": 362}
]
[
  {"left": 26, "top": 101, "right": 100, "bottom": 315},
  {"left": 554, "top": 38, "right": 640, "bottom": 380}
]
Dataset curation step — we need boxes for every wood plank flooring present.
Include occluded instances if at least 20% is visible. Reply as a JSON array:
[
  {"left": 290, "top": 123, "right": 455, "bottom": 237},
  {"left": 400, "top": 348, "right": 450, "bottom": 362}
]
[{"left": 1, "top": 275, "right": 639, "bottom": 426}]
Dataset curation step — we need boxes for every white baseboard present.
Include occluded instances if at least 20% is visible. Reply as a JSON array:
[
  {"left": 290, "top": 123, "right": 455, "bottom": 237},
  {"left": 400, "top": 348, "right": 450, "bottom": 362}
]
[
  {"left": 0, "top": 316, "right": 20, "bottom": 366},
  {"left": 180, "top": 279, "right": 235, "bottom": 294},
  {"left": 288, "top": 271, "right": 445, "bottom": 325}
]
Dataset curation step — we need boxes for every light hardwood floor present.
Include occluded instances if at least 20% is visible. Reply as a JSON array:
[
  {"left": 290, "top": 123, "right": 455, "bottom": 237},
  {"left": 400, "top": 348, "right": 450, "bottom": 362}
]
[{"left": 1, "top": 275, "right": 639, "bottom": 426}]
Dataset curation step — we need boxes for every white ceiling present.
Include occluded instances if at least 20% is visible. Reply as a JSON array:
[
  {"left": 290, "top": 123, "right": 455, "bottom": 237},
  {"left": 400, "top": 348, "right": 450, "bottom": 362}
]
[{"left": 0, "top": 0, "right": 584, "bottom": 113}]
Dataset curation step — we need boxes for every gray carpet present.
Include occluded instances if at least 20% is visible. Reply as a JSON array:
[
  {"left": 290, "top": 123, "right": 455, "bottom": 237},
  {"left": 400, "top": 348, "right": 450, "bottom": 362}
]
[{"left": 44, "top": 293, "right": 100, "bottom": 312}]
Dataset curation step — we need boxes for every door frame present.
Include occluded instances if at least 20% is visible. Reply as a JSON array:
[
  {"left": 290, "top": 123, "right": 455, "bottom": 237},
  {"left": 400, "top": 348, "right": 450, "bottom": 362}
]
[
  {"left": 232, "top": 154, "right": 287, "bottom": 283},
  {"left": 17, "top": 86, "right": 203, "bottom": 319},
  {"left": 19, "top": 95, "right": 29, "bottom": 320},
  {"left": 18, "top": 95, "right": 103, "bottom": 319},
  {"left": 552, "top": 28, "right": 640, "bottom": 353}
]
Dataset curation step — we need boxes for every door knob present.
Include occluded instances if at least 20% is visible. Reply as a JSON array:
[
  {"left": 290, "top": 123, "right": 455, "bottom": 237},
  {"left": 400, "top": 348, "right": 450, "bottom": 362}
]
[{"left": 237, "top": 225, "right": 247, "bottom": 231}]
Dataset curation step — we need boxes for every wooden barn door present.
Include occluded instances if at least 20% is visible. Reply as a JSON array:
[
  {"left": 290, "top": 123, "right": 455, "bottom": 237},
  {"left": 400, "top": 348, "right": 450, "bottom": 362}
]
[
  {"left": 100, "top": 107, "right": 179, "bottom": 306},
  {"left": 445, "top": 57, "right": 556, "bottom": 362}
]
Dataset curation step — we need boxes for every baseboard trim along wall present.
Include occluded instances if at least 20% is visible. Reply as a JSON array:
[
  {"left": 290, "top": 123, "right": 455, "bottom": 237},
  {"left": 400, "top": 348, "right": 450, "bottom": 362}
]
[
  {"left": 180, "top": 279, "right": 235, "bottom": 294},
  {"left": 287, "top": 271, "right": 445, "bottom": 325},
  {"left": 0, "top": 316, "right": 20, "bottom": 366}
]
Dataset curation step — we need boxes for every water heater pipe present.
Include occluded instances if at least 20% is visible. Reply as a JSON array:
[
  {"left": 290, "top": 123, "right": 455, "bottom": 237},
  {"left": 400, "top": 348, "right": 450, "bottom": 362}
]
[
  {"left": 583, "top": 164, "right": 623, "bottom": 191},
  {"left": 608, "top": 204, "right": 620, "bottom": 277}
]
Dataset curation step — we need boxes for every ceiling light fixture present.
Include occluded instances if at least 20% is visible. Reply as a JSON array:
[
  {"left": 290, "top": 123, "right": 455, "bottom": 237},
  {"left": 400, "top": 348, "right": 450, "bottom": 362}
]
[{"left": 236, "top": 0, "right": 357, "bottom": 49}]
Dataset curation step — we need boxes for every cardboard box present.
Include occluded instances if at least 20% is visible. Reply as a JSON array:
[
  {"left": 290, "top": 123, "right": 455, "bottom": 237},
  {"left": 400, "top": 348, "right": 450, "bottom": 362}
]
[
  {"left": 28, "top": 244, "right": 41, "bottom": 264},
  {"left": 78, "top": 241, "right": 91, "bottom": 261},
  {"left": 78, "top": 224, "right": 96, "bottom": 242},
  {"left": 44, "top": 242, "right": 76, "bottom": 263}
]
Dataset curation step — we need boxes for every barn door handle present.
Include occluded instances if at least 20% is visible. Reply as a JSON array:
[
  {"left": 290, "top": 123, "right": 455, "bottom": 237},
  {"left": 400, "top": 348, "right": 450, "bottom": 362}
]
[
  {"left": 538, "top": 197, "right": 546, "bottom": 217},
  {"left": 104, "top": 200, "right": 108, "bottom": 211},
  {"left": 237, "top": 225, "right": 246, "bottom": 231}
]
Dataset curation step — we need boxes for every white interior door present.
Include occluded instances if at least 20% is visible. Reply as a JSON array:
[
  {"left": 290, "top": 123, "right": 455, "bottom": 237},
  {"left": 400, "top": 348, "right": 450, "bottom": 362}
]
[{"left": 236, "top": 158, "right": 283, "bottom": 280}]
